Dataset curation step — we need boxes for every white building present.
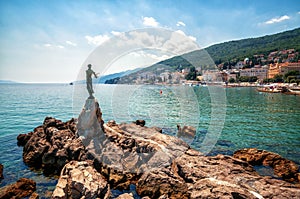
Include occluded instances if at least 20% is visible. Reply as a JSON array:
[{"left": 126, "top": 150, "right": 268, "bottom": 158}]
[
  {"left": 239, "top": 67, "right": 268, "bottom": 80},
  {"left": 235, "top": 61, "right": 244, "bottom": 69}
]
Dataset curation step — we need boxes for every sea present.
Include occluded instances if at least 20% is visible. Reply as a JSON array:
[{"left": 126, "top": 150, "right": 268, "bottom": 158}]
[{"left": 0, "top": 83, "right": 299, "bottom": 198}]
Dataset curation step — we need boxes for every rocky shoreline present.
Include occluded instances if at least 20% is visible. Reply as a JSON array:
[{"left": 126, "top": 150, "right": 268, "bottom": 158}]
[{"left": 1, "top": 98, "right": 299, "bottom": 198}]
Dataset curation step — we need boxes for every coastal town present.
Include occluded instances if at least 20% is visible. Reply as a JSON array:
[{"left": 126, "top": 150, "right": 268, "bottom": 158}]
[
  {"left": 131, "top": 48, "right": 299, "bottom": 84},
  {"left": 116, "top": 48, "right": 300, "bottom": 94}
]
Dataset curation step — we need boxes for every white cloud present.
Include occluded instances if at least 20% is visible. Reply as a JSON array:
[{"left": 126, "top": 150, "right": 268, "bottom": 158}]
[
  {"left": 85, "top": 34, "right": 110, "bottom": 45},
  {"left": 188, "top": 35, "right": 197, "bottom": 42},
  {"left": 142, "top": 17, "right": 159, "bottom": 27},
  {"left": 111, "top": 31, "right": 122, "bottom": 36},
  {"left": 43, "top": 43, "right": 67, "bottom": 49},
  {"left": 175, "top": 30, "right": 197, "bottom": 41},
  {"left": 66, "top": 40, "right": 77, "bottom": 46},
  {"left": 44, "top": 43, "right": 65, "bottom": 49},
  {"left": 298, "top": 11, "right": 300, "bottom": 14},
  {"left": 128, "top": 51, "right": 171, "bottom": 61},
  {"left": 176, "top": 21, "right": 186, "bottom": 27},
  {"left": 44, "top": 43, "right": 52, "bottom": 47},
  {"left": 264, "top": 15, "right": 290, "bottom": 24}
]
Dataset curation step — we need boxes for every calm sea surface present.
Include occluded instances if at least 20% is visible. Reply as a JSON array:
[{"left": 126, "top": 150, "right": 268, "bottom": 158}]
[{"left": 0, "top": 84, "right": 299, "bottom": 197}]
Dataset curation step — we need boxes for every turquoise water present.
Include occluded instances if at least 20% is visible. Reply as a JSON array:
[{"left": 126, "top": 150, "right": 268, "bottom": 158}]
[{"left": 0, "top": 84, "right": 299, "bottom": 197}]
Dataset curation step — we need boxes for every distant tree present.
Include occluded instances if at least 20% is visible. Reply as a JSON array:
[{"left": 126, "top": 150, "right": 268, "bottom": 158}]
[
  {"left": 284, "top": 70, "right": 300, "bottom": 79},
  {"left": 185, "top": 66, "right": 197, "bottom": 80},
  {"left": 238, "top": 76, "right": 258, "bottom": 82},
  {"left": 157, "top": 76, "right": 163, "bottom": 82},
  {"left": 273, "top": 74, "right": 284, "bottom": 83},
  {"left": 264, "top": 78, "right": 276, "bottom": 83},
  {"left": 286, "top": 76, "right": 296, "bottom": 83},
  {"left": 238, "top": 76, "right": 248, "bottom": 82},
  {"left": 223, "top": 62, "right": 229, "bottom": 70},
  {"left": 229, "top": 78, "right": 235, "bottom": 83},
  {"left": 249, "top": 76, "right": 258, "bottom": 82}
]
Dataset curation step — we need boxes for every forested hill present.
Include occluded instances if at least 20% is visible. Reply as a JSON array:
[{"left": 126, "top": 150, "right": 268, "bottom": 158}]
[
  {"left": 204, "top": 27, "right": 300, "bottom": 64},
  {"left": 144, "top": 27, "right": 300, "bottom": 70}
]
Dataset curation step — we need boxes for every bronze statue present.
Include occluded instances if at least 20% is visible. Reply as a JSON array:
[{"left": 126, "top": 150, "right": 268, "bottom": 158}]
[{"left": 86, "top": 64, "right": 98, "bottom": 98}]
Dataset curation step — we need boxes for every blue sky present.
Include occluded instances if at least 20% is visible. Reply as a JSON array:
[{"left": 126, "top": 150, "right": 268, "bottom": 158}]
[{"left": 0, "top": 0, "right": 299, "bottom": 83}]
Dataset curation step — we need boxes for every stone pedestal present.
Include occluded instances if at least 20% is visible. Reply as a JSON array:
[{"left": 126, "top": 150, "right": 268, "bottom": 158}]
[{"left": 77, "top": 98, "right": 105, "bottom": 145}]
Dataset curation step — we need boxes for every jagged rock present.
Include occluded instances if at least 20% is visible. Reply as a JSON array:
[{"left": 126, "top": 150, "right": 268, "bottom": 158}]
[
  {"left": 77, "top": 98, "right": 105, "bottom": 140},
  {"left": 19, "top": 117, "right": 86, "bottom": 175},
  {"left": 0, "top": 163, "right": 3, "bottom": 179},
  {"left": 86, "top": 121, "right": 189, "bottom": 190},
  {"left": 17, "top": 132, "right": 33, "bottom": 146},
  {"left": 76, "top": 98, "right": 188, "bottom": 190},
  {"left": 51, "top": 160, "right": 110, "bottom": 199},
  {"left": 137, "top": 167, "right": 189, "bottom": 199},
  {"left": 136, "top": 149, "right": 300, "bottom": 198},
  {"left": 233, "top": 148, "right": 300, "bottom": 182},
  {"left": 29, "top": 192, "right": 39, "bottom": 199},
  {"left": 0, "top": 178, "right": 36, "bottom": 199},
  {"left": 116, "top": 193, "right": 134, "bottom": 199}
]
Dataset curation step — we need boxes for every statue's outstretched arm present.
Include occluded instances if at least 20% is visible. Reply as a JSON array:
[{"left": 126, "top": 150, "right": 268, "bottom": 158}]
[{"left": 93, "top": 71, "right": 98, "bottom": 78}]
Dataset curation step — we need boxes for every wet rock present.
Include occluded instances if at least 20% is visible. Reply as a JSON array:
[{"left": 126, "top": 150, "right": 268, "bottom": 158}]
[
  {"left": 233, "top": 148, "right": 300, "bottom": 182},
  {"left": 19, "top": 117, "right": 86, "bottom": 175},
  {"left": 0, "top": 178, "right": 36, "bottom": 199},
  {"left": 0, "top": 163, "right": 3, "bottom": 179},
  {"left": 17, "top": 132, "right": 33, "bottom": 146},
  {"left": 134, "top": 120, "right": 145, "bottom": 127},
  {"left": 177, "top": 124, "right": 196, "bottom": 139},
  {"left": 51, "top": 160, "right": 110, "bottom": 199}
]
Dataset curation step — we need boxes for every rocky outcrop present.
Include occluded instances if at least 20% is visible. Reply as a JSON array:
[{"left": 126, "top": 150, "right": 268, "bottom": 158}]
[
  {"left": 18, "top": 117, "right": 86, "bottom": 175},
  {"left": 18, "top": 97, "right": 300, "bottom": 198},
  {"left": 85, "top": 120, "right": 189, "bottom": 190},
  {"left": 136, "top": 149, "right": 300, "bottom": 198},
  {"left": 52, "top": 160, "right": 110, "bottom": 199},
  {"left": 0, "top": 178, "right": 36, "bottom": 199},
  {"left": 0, "top": 163, "right": 3, "bottom": 179},
  {"left": 77, "top": 98, "right": 300, "bottom": 198},
  {"left": 234, "top": 148, "right": 300, "bottom": 183}
]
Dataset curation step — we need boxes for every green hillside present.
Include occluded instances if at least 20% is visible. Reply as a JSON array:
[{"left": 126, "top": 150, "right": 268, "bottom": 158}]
[
  {"left": 205, "top": 27, "right": 300, "bottom": 64},
  {"left": 106, "top": 27, "right": 300, "bottom": 84},
  {"left": 159, "top": 27, "right": 300, "bottom": 67}
]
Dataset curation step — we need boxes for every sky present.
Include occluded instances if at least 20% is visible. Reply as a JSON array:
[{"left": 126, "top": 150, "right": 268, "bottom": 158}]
[{"left": 0, "top": 0, "right": 299, "bottom": 83}]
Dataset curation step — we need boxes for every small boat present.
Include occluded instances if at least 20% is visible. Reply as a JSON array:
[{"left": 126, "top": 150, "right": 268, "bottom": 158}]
[
  {"left": 257, "top": 86, "right": 281, "bottom": 93},
  {"left": 284, "top": 86, "right": 300, "bottom": 95}
]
